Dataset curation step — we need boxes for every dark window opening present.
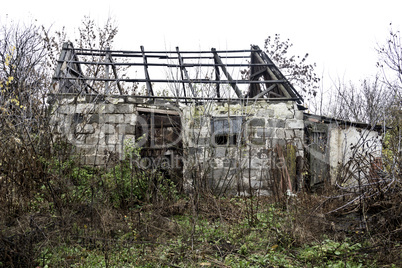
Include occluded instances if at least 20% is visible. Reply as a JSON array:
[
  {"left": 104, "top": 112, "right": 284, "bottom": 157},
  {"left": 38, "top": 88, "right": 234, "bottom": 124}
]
[
  {"left": 73, "top": 113, "right": 84, "bottom": 124},
  {"left": 215, "top": 134, "right": 228, "bottom": 145},
  {"left": 212, "top": 117, "right": 243, "bottom": 146}
]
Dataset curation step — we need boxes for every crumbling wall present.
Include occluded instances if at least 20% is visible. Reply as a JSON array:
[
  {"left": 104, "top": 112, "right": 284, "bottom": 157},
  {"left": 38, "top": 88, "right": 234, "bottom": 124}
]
[
  {"left": 304, "top": 114, "right": 383, "bottom": 188},
  {"left": 49, "top": 95, "right": 305, "bottom": 195},
  {"left": 181, "top": 101, "right": 304, "bottom": 195},
  {"left": 329, "top": 125, "right": 382, "bottom": 185},
  {"left": 49, "top": 94, "right": 151, "bottom": 166}
]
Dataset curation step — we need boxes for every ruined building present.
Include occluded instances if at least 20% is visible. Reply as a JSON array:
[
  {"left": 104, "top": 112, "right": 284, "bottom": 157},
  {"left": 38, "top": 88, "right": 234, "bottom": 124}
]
[{"left": 49, "top": 43, "right": 383, "bottom": 195}]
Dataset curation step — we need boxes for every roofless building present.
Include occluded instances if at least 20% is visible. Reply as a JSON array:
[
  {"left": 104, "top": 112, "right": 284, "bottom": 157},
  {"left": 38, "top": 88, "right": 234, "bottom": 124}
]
[{"left": 49, "top": 43, "right": 383, "bottom": 195}]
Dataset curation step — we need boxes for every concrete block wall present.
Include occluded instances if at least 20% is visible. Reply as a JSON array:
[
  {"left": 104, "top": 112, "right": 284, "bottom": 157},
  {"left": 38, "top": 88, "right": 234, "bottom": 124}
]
[
  {"left": 49, "top": 94, "right": 304, "bottom": 195},
  {"left": 181, "top": 101, "right": 304, "bottom": 195},
  {"left": 49, "top": 94, "right": 150, "bottom": 166}
]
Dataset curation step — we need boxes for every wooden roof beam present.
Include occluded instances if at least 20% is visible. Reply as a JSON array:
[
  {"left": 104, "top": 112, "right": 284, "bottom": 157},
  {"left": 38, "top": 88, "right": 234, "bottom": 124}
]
[
  {"left": 176, "top": 47, "right": 195, "bottom": 97},
  {"left": 251, "top": 50, "right": 291, "bottom": 98},
  {"left": 141, "top": 45, "right": 154, "bottom": 96},
  {"left": 211, "top": 48, "right": 243, "bottom": 98}
]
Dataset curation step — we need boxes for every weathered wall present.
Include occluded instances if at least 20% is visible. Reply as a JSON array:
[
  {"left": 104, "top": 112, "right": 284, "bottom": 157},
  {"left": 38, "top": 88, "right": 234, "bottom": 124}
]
[
  {"left": 329, "top": 125, "right": 382, "bottom": 184},
  {"left": 49, "top": 94, "right": 384, "bottom": 195},
  {"left": 49, "top": 94, "right": 181, "bottom": 166},
  {"left": 181, "top": 101, "right": 304, "bottom": 195},
  {"left": 49, "top": 96, "right": 304, "bottom": 195}
]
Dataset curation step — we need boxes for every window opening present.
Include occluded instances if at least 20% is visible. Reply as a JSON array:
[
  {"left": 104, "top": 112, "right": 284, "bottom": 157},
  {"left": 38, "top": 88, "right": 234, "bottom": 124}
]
[{"left": 212, "top": 117, "right": 243, "bottom": 146}]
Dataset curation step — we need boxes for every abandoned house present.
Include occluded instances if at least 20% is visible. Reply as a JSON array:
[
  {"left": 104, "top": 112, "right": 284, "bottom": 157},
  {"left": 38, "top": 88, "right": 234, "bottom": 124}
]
[{"left": 48, "top": 42, "right": 383, "bottom": 195}]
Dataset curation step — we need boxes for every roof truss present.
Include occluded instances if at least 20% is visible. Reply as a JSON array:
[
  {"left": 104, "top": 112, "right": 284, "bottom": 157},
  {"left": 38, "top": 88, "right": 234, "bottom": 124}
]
[{"left": 53, "top": 42, "right": 303, "bottom": 103}]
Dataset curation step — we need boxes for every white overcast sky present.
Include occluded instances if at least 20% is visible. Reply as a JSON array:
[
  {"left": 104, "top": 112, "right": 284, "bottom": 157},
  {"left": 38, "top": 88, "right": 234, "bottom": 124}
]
[{"left": 2, "top": 0, "right": 402, "bottom": 87}]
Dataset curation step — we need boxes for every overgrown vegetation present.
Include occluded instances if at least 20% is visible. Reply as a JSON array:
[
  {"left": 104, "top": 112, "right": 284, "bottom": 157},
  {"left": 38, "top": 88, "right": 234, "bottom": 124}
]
[
  {"left": 1, "top": 136, "right": 400, "bottom": 267},
  {"left": 0, "top": 18, "right": 401, "bottom": 267}
]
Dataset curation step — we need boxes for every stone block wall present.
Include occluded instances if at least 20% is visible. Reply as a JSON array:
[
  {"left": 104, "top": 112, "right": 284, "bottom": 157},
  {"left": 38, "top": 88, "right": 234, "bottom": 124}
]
[
  {"left": 181, "top": 100, "right": 304, "bottom": 195},
  {"left": 49, "top": 94, "right": 152, "bottom": 166},
  {"left": 49, "top": 94, "right": 305, "bottom": 195}
]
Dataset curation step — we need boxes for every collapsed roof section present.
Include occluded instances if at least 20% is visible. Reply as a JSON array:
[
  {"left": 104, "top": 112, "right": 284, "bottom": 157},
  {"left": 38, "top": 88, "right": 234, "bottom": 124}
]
[{"left": 52, "top": 42, "right": 303, "bottom": 103}]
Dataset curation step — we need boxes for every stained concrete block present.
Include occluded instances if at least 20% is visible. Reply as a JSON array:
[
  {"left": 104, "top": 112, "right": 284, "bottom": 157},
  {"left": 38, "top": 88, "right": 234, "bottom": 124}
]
[
  {"left": 273, "top": 102, "right": 294, "bottom": 119},
  {"left": 115, "top": 104, "right": 134, "bottom": 113},
  {"left": 256, "top": 128, "right": 265, "bottom": 137},
  {"left": 97, "top": 144, "right": 121, "bottom": 154},
  {"left": 124, "top": 114, "right": 137, "bottom": 125},
  {"left": 104, "top": 114, "right": 125, "bottom": 124},
  {"left": 75, "top": 123, "right": 95, "bottom": 134},
  {"left": 76, "top": 97, "right": 87, "bottom": 103},
  {"left": 116, "top": 124, "right": 135, "bottom": 134},
  {"left": 286, "top": 119, "right": 304, "bottom": 129},
  {"left": 256, "top": 109, "right": 274, "bottom": 117},
  {"left": 248, "top": 118, "right": 265, "bottom": 127},
  {"left": 51, "top": 124, "right": 62, "bottom": 134},
  {"left": 242, "top": 178, "right": 264, "bottom": 189},
  {"left": 100, "top": 124, "right": 115, "bottom": 134},
  {"left": 57, "top": 118, "right": 74, "bottom": 136},
  {"left": 189, "top": 147, "right": 203, "bottom": 155},
  {"left": 49, "top": 114, "right": 64, "bottom": 125},
  {"left": 75, "top": 145, "right": 96, "bottom": 155},
  {"left": 214, "top": 147, "right": 228, "bottom": 157},
  {"left": 73, "top": 134, "right": 86, "bottom": 143},
  {"left": 85, "top": 135, "right": 103, "bottom": 146},
  {"left": 106, "top": 134, "right": 123, "bottom": 145},
  {"left": 75, "top": 103, "right": 96, "bottom": 113},
  {"left": 295, "top": 110, "right": 304, "bottom": 120},
  {"left": 98, "top": 104, "right": 115, "bottom": 114},
  {"left": 57, "top": 105, "right": 73, "bottom": 114},
  {"left": 59, "top": 97, "right": 76, "bottom": 105},
  {"left": 88, "top": 114, "right": 99, "bottom": 124},
  {"left": 269, "top": 138, "right": 286, "bottom": 148},
  {"left": 268, "top": 119, "right": 285, "bottom": 128},
  {"left": 105, "top": 97, "right": 125, "bottom": 104},
  {"left": 257, "top": 149, "right": 271, "bottom": 159},
  {"left": 250, "top": 158, "right": 263, "bottom": 169},
  {"left": 285, "top": 129, "right": 295, "bottom": 139},
  {"left": 264, "top": 128, "right": 275, "bottom": 137},
  {"left": 274, "top": 128, "right": 285, "bottom": 139},
  {"left": 123, "top": 135, "right": 136, "bottom": 143},
  {"left": 199, "top": 127, "right": 210, "bottom": 137},
  {"left": 195, "top": 137, "right": 210, "bottom": 146},
  {"left": 250, "top": 137, "right": 265, "bottom": 145},
  {"left": 222, "top": 159, "right": 234, "bottom": 168},
  {"left": 210, "top": 168, "right": 231, "bottom": 179},
  {"left": 294, "top": 129, "right": 304, "bottom": 139}
]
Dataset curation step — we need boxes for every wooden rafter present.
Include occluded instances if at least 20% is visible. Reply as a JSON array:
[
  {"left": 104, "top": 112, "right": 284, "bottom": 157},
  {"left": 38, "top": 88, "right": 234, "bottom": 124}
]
[
  {"left": 213, "top": 56, "right": 221, "bottom": 98},
  {"left": 176, "top": 47, "right": 195, "bottom": 97},
  {"left": 211, "top": 48, "right": 243, "bottom": 98},
  {"left": 53, "top": 42, "right": 304, "bottom": 103},
  {"left": 140, "top": 45, "right": 154, "bottom": 96}
]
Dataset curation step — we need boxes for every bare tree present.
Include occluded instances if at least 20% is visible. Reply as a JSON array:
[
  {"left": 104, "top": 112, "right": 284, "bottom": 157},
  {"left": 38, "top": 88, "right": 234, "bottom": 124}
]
[
  {"left": 0, "top": 22, "right": 49, "bottom": 136},
  {"left": 328, "top": 76, "right": 393, "bottom": 125},
  {"left": 44, "top": 16, "right": 137, "bottom": 95},
  {"left": 75, "top": 16, "right": 118, "bottom": 92},
  {"left": 0, "top": 21, "right": 52, "bottom": 227},
  {"left": 264, "top": 34, "right": 320, "bottom": 101},
  {"left": 377, "top": 25, "right": 402, "bottom": 171},
  {"left": 377, "top": 25, "right": 402, "bottom": 100}
]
